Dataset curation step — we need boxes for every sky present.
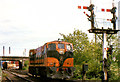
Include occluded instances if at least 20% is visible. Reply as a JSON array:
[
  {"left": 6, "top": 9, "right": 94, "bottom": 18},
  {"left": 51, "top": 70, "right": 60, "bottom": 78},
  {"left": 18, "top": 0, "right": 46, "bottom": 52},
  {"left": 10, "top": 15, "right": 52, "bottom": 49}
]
[{"left": 0, "top": 0, "right": 120, "bottom": 57}]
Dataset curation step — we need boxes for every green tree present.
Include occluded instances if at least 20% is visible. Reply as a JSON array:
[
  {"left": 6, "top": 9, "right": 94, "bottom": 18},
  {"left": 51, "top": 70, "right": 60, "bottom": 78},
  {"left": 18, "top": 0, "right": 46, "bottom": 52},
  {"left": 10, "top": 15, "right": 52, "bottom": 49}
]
[{"left": 22, "top": 60, "right": 29, "bottom": 70}]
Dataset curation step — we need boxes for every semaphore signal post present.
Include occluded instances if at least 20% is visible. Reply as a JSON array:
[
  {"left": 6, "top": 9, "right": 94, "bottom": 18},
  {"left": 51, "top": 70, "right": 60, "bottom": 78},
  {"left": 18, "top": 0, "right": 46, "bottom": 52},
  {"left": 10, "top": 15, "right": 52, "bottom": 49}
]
[{"left": 78, "top": 0, "right": 119, "bottom": 81}]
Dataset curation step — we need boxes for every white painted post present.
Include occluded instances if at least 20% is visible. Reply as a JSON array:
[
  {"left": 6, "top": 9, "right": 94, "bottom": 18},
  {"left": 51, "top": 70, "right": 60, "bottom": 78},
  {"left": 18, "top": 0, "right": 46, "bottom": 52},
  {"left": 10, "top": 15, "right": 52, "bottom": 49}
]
[{"left": 103, "top": 32, "right": 107, "bottom": 80}]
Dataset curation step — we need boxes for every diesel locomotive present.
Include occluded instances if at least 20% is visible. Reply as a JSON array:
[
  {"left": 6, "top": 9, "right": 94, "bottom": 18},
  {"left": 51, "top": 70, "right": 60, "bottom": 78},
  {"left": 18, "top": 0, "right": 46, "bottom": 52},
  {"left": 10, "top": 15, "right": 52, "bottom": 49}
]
[{"left": 29, "top": 40, "right": 74, "bottom": 79}]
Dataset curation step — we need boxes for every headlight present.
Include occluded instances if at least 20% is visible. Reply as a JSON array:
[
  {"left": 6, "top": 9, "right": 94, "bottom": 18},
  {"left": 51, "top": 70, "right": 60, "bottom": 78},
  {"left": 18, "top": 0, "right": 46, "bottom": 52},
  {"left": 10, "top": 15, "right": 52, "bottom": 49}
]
[{"left": 59, "top": 50, "right": 64, "bottom": 54}]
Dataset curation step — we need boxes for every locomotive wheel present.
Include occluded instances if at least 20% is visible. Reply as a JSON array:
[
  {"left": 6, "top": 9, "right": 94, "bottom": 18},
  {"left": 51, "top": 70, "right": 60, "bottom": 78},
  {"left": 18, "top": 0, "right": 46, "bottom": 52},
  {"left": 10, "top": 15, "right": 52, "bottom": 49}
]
[
  {"left": 66, "top": 67, "right": 74, "bottom": 77},
  {"left": 29, "top": 66, "right": 36, "bottom": 77},
  {"left": 40, "top": 67, "right": 47, "bottom": 78},
  {"left": 47, "top": 67, "right": 57, "bottom": 78},
  {"left": 47, "top": 67, "right": 52, "bottom": 78}
]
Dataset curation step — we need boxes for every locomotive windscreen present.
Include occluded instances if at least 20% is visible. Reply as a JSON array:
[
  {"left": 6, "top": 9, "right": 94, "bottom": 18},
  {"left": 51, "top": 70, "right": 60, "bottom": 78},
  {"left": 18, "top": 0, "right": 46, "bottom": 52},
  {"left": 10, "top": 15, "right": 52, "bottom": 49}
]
[
  {"left": 48, "top": 43, "right": 56, "bottom": 50},
  {"left": 58, "top": 43, "right": 64, "bottom": 49},
  {"left": 66, "top": 44, "right": 73, "bottom": 51}
]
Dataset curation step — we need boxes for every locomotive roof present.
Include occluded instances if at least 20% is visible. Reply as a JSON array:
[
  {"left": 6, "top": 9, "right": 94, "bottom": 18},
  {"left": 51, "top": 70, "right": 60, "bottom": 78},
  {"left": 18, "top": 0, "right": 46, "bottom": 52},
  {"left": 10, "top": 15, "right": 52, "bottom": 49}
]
[
  {"left": 29, "top": 40, "right": 72, "bottom": 52},
  {"left": 29, "top": 49, "right": 36, "bottom": 54},
  {"left": 46, "top": 40, "right": 72, "bottom": 44}
]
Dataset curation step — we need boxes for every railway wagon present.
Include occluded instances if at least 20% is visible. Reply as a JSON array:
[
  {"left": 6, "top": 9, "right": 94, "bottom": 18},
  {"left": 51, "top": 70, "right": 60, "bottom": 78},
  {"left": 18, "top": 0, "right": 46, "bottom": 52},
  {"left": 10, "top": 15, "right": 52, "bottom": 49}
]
[
  {"left": 29, "top": 40, "right": 74, "bottom": 79},
  {"left": 2, "top": 61, "right": 19, "bottom": 69}
]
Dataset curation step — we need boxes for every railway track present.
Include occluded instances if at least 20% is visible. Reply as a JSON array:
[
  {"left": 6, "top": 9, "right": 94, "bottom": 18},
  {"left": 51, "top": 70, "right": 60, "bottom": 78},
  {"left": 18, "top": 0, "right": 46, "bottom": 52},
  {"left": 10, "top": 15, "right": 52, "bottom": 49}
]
[
  {"left": 2, "top": 69, "right": 103, "bottom": 82},
  {"left": 2, "top": 69, "right": 77, "bottom": 82},
  {"left": 2, "top": 70, "right": 33, "bottom": 82}
]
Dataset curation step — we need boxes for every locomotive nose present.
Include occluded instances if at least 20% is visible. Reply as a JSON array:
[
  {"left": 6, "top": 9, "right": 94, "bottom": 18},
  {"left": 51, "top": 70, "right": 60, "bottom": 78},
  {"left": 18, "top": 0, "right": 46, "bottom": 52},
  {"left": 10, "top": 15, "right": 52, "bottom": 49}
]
[
  {"left": 58, "top": 49, "right": 65, "bottom": 55},
  {"left": 58, "top": 49, "right": 65, "bottom": 66}
]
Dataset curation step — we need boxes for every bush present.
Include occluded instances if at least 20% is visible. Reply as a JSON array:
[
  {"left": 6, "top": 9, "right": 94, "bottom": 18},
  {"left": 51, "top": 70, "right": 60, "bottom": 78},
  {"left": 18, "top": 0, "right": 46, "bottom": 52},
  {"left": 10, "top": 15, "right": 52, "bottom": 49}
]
[{"left": 22, "top": 60, "right": 29, "bottom": 70}]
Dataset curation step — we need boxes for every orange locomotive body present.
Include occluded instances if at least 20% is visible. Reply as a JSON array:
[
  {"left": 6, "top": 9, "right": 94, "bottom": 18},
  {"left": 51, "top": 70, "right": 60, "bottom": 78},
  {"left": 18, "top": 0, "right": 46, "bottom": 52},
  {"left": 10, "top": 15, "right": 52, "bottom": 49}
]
[{"left": 29, "top": 40, "right": 74, "bottom": 79}]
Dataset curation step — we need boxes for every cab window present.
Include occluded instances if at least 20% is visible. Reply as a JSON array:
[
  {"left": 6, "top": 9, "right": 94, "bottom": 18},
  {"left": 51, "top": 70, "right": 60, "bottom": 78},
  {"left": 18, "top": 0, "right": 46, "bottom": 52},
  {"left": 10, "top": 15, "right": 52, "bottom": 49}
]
[
  {"left": 58, "top": 43, "right": 64, "bottom": 49},
  {"left": 66, "top": 44, "right": 73, "bottom": 51},
  {"left": 44, "top": 46, "right": 46, "bottom": 54},
  {"left": 30, "top": 52, "right": 33, "bottom": 56},
  {"left": 48, "top": 43, "right": 56, "bottom": 50}
]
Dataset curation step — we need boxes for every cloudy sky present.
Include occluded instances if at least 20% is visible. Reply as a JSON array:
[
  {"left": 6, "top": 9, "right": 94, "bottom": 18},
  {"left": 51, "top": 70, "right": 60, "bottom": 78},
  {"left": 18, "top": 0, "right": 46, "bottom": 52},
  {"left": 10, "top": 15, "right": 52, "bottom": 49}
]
[{"left": 0, "top": 0, "right": 120, "bottom": 56}]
